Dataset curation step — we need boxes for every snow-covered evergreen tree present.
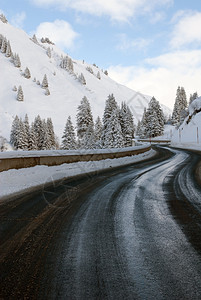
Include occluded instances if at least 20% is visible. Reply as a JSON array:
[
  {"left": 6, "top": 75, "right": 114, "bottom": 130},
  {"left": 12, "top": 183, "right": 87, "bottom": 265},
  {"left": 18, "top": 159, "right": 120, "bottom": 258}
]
[
  {"left": 78, "top": 73, "right": 86, "bottom": 85},
  {"left": 144, "top": 97, "right": 164, "bottom": 137},
  {"left": 24, "top": 67, "right": 31, "bottom": 79},
  {"left": 86, "top": 66, "right": 94, "bottom": 74},
  {"left": 41, "top": 119, "right": 51, "bottom": 150},
  {"left": 103, "top": 108, "right": 124, "bottom": 148},
  {"left": 61, "top": 116, "right": 77, "bottom": 150},
  {"left": 31, "top": 34, "right": 38, "bottom": 44},
  {"left": 0, "top": 34, "right": 4, "bottom": 48},
  {"left": 46, "top": 117, "right": 56, "bottom": 149},
  {"left": 94, "top": 116, "right": 102, "bottom": 148},
  {"left": 172, "top": 86, "right": 188, "bottom": 125},
  {"left": 12, "top": 85, "right": 17, "bottom": 91},
  {"left": 29, "top": 123, "right": 38, "bottom": 150},
  {"left": 119, "top": 102, "right": 134, "bottom": 147},
  {"left": 14, "top": 53, "right": 21, "bottom": 68},
  {"left": 189, "top": 92, "right": 198, "bottom": 105},
  {"left": 5, "top": 40, "right": 12, "bottom": 57},
  {"left": 23, "top": 114, "right": 30, "bottom": 146},
  {"left": 1, "top": 37, "right": 7, "bottom": 53},
  {"left": 45, "top": 88, "right": 50, "bottom": 95},
  {"left": 18, "top": 119, "right": 29, "bottom": 150},
  {"left": 60, "top": 55, "right": 74, "bottom": 72},
  {"left": 76, "top": 96, "right": 94, "bottom": 148},
  {"left": 136, "top": 120, "right": 141, "bottom": 137},
  {"left": 97, "top": 71, "right": 101, "bottom": 80},
  {"left": 42, "top": 74, "right": 48, "bottom": 88},
  {"left": 102, "top": 94, "right": 119, "bottom": 148},
  {"left": 46, "top": 47, "right": 51, "bottom": 58},
  {"left": 33, "top": 115, "right": 44, "bottom": 150},
  {"left": 10, "top": 115, "right": 20, "bottom": 149},
  {"left": 0, "top": 14, "right": 8, "bottom": 23},
  {"left": 17, "top": 85, "right": 24, "bottom": 101}
]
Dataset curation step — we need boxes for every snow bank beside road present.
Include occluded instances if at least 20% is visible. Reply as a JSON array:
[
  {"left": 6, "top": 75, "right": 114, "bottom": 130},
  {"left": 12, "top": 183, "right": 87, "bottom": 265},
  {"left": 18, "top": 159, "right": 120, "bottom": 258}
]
[
  {"left": 0, "top": 149, "right": 156, "bottom": 199},
  {"left": 171, "top": 97, "right": 201, "bottom": 151}
]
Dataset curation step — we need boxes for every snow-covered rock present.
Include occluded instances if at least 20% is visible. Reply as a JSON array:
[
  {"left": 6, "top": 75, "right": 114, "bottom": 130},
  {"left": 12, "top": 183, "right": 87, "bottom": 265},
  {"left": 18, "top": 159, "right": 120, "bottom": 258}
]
[{"left": 0, "top": 19, "right": 171, "bottom": 143}]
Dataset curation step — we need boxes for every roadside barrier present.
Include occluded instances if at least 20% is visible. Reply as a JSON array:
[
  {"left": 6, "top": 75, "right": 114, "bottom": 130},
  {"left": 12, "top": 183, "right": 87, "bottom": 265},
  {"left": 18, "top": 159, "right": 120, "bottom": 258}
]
[{"left": 0, "top": 146, "right": 151, "bottom": 172}]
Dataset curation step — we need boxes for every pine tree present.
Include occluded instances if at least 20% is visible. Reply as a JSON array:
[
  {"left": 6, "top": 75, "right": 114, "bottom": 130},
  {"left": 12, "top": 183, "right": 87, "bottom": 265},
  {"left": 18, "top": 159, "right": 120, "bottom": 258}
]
[
  {"left": 97, "top": 71, "right": 101, "bottom": 80},
  {"left": 0, "top": 14, "right": 8, "bottom": 23},
  {"left": 78, "top": 73, "right": 86, "bottom": 85},
  {"left": 145, "top": 97, "right": 164, "bottom": 137},
  {"left": 46, "top": 118, "right": 56, "bottom": 149},
  {"left": 18, "top": 119, "right": 29, "bottom": 150},
  {"left": 10, "top": 115, "right": 20, "bottom": 149},
  {"left": 12, "top": 85, "right": 17, "bottom": 91},
  {"left": 31, "top": 34, "right": 38, "bottom": 44},
  {"left": 68, "top": 58, "right": 74, "bottom": 72},
  {"left": 76, "top": 96, "right": 94, "bottom": 148},
  {"left": 1, "top": 37, "right": 7, "bottom": 53},
  {"left": 29, "top": 123, "right": 38, "bottom": 150},
  {"left": 189, "top": 92, "right": 198, "bottom": 105},
  {"left": 172, "top": 86, "right": 188, "bottom": 125},
  {"left": 136, "top": 120, "right": 141, "bottom": 137},
  {"left": 33, "top": 115, "right": 43, "bottom": 150},
  {"left": 42, "top": 74, "right": 48, "bottom": 88},
  {"left": 41, "top": 119, "right": 51, "bottom": 150},
  {"left": 46, "top": 47, "right": 51, "bottom": 58},
  {"left": 119, "top": 102, "right": 134, "bottom": 147},
  {"left": 62, "top": 116, "right": 77, "bottom": 150},
  {"left": 103, "top": 108, "right": 124, "bottom": 148},
  {"left": 24, "top": 67, "right": 31, "bottom": 79},
  {"left": 94, "top": 116, "right": 102, "bottom": 148},
  {"left": 5, "top": 40, "right": 12, "bottom": 57},
  {"left": 23, "top": 114, "right": 30, "bottom": 148},
  {"left": 0, "top": 34, "right": 4, "bottom": 48},
  {"left": 17, "top": 86, "right": 24, "bottom": 101},
  {"left": 45, "top": 88, "right": 50, "bottom": 95},
  {"left": 86, "top": 66, "right": 94, "bottom": 74},
  {"left": 14, "top": 53, "right": 21, "bottom": 68},
  {"left": 102, "top": 94, "right": 119, "bottom": 147}
]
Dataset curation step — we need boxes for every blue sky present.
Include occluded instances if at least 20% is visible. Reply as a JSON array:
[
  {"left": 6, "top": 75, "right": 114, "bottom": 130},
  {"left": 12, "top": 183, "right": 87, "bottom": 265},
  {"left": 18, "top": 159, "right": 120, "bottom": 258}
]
[{"left": 1, "top": 0, "right": 201, "bottom": 108}]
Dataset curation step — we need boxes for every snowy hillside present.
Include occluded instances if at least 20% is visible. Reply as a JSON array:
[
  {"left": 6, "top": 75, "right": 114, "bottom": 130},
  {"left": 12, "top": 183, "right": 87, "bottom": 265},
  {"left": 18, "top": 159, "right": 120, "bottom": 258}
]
[
  {"left": 0, "top": 19, "right": 170, "bottom": 142},
  {"left": 171, "top": 97, "right": 201, "bottom": 150}
]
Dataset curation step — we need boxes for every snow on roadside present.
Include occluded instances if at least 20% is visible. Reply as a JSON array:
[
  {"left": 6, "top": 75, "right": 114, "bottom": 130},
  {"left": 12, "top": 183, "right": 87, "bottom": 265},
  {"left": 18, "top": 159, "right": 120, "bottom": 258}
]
[
  {"left": 0, "top": 145, "right": 150, "bottom": 159},
  {"left": 171, "top": 97, "right": 201, "bottom": 152},
  {"left": 0, "top": 149, "right": 156, "bottom": 199}
]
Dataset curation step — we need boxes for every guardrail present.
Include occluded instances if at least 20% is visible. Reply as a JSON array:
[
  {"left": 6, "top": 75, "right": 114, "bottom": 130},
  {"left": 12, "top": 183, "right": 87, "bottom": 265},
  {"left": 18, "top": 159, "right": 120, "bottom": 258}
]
[
  {"left": 0, "top": 145, "right": 151, "bottom": 172},
  {"left": 137, "top": 139, "right": 171, "bottom": 144}
]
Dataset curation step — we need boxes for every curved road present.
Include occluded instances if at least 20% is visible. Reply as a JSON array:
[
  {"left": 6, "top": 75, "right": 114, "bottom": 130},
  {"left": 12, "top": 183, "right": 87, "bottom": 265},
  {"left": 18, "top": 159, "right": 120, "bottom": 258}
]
[{"left": 1, "top": 147, "right": 201, "bottom": 299}]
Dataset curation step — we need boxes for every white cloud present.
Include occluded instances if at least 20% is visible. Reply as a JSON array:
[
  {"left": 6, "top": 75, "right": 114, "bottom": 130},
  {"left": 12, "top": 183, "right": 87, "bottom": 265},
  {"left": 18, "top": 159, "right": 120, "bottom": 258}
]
[
  {"left": 116, "top": 34, "right": 151, "bottom": 52},
  {"left": 10, "top": 12, "right": 26, "bottom": 29},
  {"left": 31, "top": 0, "right": 173, "bottom": 22},
  {"left": 108, "top": 50, "right": 201, "bottom": 109},
  {"left": 34, "top": 19, "right": 79, "bottom": 50},
  {"left": 170, "top": 11, "right": 201, "bottom": 49}
]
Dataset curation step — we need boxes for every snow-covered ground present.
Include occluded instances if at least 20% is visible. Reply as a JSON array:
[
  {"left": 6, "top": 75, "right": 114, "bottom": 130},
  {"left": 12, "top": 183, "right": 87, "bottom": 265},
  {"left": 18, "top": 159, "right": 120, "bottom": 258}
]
[
  {"left": 0, "top": 149, "right": 156, "bottom": 199},
  {"left": 171, "top": 97, "right": 201, "bottom": 151},
  {"left": 0, "top": 145, "right": 150, "bottom": 159},
  {"left": 0, "top": 19, "right": 171, "bottom": 142}
]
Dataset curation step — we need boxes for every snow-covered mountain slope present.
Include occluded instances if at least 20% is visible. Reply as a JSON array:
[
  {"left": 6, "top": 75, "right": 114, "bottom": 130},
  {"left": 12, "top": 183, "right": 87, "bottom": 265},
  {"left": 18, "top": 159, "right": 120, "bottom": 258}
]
[
  {"left": 171, "top": 97, "right": 201, "bottom": 150},
  {"left": 0, "top": 19, "right": 171, "bottom": 141}
]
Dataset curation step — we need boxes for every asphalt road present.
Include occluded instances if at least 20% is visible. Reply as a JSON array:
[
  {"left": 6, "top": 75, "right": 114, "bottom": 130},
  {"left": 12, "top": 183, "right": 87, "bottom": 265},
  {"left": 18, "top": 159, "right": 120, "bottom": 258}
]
[{"left": 1, "top": 146, "right": 201, "bottom": 299}]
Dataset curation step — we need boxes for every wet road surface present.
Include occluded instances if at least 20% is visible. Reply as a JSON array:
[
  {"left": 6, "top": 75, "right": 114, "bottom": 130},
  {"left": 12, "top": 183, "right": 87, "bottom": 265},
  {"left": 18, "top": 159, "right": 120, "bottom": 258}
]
[{"left": 1, "top": 147, "right": 201, "bottom": 299}]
